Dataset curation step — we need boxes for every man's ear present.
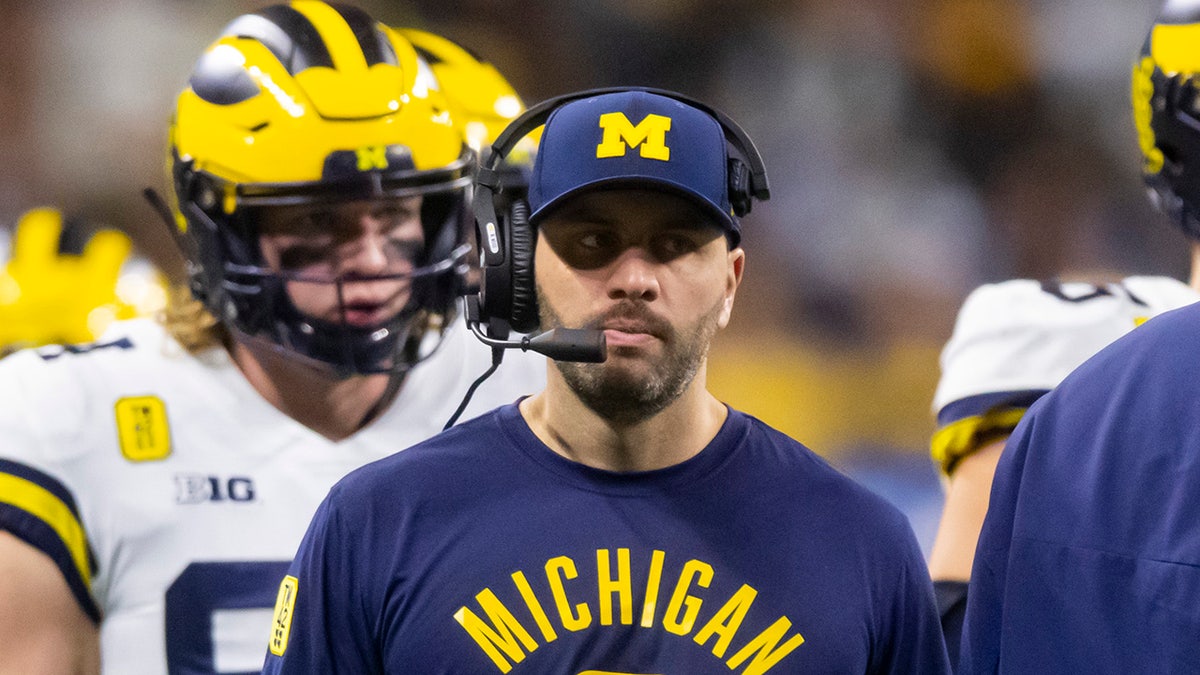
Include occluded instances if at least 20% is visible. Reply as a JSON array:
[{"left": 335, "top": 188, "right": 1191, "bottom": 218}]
[{"left": 718, "top": 247, "right": 745, "bottom": 329}]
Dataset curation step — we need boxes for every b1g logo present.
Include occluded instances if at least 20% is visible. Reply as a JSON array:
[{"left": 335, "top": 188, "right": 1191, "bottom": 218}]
[{"left": 175, "top": 474, "right": 256, "bottom": 504}]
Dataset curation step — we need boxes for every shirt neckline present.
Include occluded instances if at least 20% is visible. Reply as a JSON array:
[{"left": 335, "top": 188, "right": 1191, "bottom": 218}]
[{"left": 494, "top": 401, "right": 750, "bottom": 496}]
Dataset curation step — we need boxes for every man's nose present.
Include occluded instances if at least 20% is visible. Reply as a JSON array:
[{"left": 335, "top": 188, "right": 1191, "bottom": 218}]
[{"left": 605, "top": 247, "right": 660, "bottom": 301}]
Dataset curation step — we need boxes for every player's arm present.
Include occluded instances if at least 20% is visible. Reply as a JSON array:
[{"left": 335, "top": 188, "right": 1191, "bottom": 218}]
[
  {"left": 927, "top": 278, "right": 1118, "bottom": 585},
  {"left": 0, "top": 446, "right": 103, "bottom": 675},
  {"left": 0, "top": 531, "right": 99, "bottom": 675},
  {"left": 926, "top": 437, "right": 1005, "bottom": 668},
  {"left": 927, "top": 390, "right": 1039, "bottom": 589},
  {"left": 928, "top": 437, "right": 1005, "bottom": 582}
]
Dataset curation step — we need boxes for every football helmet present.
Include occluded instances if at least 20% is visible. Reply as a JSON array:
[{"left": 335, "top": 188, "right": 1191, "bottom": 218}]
[
  {"left": 1135, "top": 1, "right": 1200, "bottom": 240},
  {"left": 167, "top": 1, "right": 473, "bottom": 375},
  {"left": 394, "top": 28, "right": 526, "bottom": 153},
  {"left": 396, "top": 27, "right": 537, "bottom": 233}
]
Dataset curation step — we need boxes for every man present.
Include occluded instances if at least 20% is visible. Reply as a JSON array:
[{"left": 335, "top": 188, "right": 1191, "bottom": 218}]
[
  {"left": 262, "top": 89, "right": 950, "bottom": 673},
  {"left": 0, "top": 3, "right": 542, "bottom": 673},
  {"left": 957, "top": 2, "right": 1200, "bottom": 671}
]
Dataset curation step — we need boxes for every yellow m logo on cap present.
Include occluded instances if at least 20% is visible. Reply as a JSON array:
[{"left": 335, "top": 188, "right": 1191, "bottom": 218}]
[{"left": 596, "top": 112, "right": 672, "bottom": 161}]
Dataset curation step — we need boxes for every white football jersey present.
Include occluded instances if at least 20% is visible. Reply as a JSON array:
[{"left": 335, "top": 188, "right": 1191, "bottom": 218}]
[
  {"left": 0, "top": 317, "right": 545, "bottom": 674},
  {"left": 930, "top": 276, "right": 1198, "bottom": 471}
]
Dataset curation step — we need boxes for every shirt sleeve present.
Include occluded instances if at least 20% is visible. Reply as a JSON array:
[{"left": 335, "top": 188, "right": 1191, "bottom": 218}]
[
  {"left": 930, "top": 279, "right": 1162, "bottom": 474},
  {"left": 869, "top": 511, "right": 953, "bottom": 674},
  {"left": 261, "top": 485, "right": 381, "bottom": 674},
  {"left": 0, "top": 352, "right": 101, "bottom": 624}
]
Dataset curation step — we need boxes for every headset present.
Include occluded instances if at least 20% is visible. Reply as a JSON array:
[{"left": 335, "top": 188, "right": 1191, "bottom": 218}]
[
  {"left": 445, "top": 87, "right": 770, "bottom": 428},
  {"left": 469, "top": 86, "right": 770, "bottom": 342}
]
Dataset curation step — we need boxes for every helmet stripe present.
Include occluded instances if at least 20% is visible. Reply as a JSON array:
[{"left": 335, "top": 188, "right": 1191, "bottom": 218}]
[
  {"left": 328, "top": 3, "right": 397, "bottom": 67},
  {"left": 223, "top": 5, "right": 334, "bottom": 74},
  {"left": 291, "top": 1, "right": 367, "bottom": 72},
  {"left": 1151, "top": 23, "right": 1200, "bottom": 75}
]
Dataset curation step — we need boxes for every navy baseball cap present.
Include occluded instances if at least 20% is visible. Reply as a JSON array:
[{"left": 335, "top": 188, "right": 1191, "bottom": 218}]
[{"left": 527, "top": 90, "right": 740, "bottom": 244}]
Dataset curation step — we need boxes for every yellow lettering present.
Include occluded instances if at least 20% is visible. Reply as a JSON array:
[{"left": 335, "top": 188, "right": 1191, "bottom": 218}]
[
  {"left": 640, "top": 550, "right": 666, "bottom": 628},
  {"left": 597, "top": 548, "right": 633, "bottom": 626},
  {"left": 693, "top": 584, "right": 757, "bottom": 658},
  {"left": 596, "top": 112, "right": 672, "bottom": 161},
  {"left": 662, "top": 559, "right": 712, "bottom": 635},
  {"left": 546, "top": 556, "right": 592, "bottom": 631},
  {"left": 512, "top": 570, "right": 558, "bottom": 642},
  {"left": 726, "top": 616, "right": 805, "bottom": 675},
  {"left": 355, "top": 145, "right": 388, "bottom": 171},
  {"left": 453, "top": 589, "right": 538, "bottom": 674}
]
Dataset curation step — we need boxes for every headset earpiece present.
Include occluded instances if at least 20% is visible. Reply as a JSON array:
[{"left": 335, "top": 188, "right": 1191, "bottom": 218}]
[
  {"left": 507, "top": 200, "right": 539, "bottom": 332},
  {"left": 728, "top": 157, "right": 752, "bottom": 217}
]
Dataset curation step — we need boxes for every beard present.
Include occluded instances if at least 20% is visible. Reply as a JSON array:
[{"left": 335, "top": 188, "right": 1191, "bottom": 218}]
[{"left": 538, "top": 288, "right": 724, "bottom": 425}]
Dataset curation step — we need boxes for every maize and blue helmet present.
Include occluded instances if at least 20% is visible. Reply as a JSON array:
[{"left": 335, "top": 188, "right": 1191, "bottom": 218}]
[{"left": 168, "top": 1, "right": 473, "bottom": 375}]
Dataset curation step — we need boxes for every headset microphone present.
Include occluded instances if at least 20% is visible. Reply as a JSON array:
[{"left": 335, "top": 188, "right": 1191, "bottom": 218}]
[
  {"left": 445, "top": 296, "right": 606, "bottom": 430},
  {"left": 463, "top": 292, "right": 606, "bottom": 362},
  {"left": 467, "top": 321, "right": 607, "bottom": 362}
]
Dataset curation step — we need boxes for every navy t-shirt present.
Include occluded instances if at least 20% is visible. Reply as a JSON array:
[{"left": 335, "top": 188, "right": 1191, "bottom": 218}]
[
  {"left": 962, "top": 302, "right": 1200, "bottom": 673},
  {"left": 263, "top": 404, "right": 949, "bottom": 674}
]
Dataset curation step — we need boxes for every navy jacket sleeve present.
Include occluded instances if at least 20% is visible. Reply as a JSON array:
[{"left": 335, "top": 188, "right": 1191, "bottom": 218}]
[{"left": 961, "top": 302, "right": 1200, "bottom": 673}]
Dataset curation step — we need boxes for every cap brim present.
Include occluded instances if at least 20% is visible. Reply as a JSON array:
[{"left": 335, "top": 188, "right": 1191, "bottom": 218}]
[{"left": 529, "top": 176, "right": 736, "bottom": 234}]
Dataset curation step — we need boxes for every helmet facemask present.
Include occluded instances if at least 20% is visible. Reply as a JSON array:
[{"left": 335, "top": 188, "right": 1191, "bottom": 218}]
[{"left": 173, "top": 146, "right": 473, "bottom": 377}]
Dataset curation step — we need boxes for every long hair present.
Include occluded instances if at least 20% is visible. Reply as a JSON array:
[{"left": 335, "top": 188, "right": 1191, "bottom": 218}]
[{"left": 159, "top": 284, "right": 229, "bottom": 354}]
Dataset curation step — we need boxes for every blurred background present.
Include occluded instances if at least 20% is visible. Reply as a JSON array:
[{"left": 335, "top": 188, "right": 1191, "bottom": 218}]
[{"left": 0, "top": 0, "right": 1187, "bottom": 552}]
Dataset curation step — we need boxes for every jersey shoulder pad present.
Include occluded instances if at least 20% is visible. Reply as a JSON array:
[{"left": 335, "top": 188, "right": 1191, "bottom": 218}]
[
  {"left": 0, "top": 319, "right": 213, "bottom": 464},
  {"left": 933, "top": 278, "right": 1179, "bottom": 414},
  {"left": 1120, "top": 275, "right": 1199, "bottom": 317},
  {"left": 928, "top": 277, "right": 1191, "bottom": 474}
]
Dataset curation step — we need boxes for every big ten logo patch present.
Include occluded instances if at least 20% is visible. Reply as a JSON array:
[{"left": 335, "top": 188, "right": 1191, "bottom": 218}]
[
  {"left": 174, "top": 474, "right": 257, "bottom": 504},
  {"left": 270, "top": 575, "right": 299, "bottom": 656},
  {"left": 114, "top": 395, "right": 171, "bottom": 462},
  {"left": 596, "top": 112, "right": 672, "bottom": 161}
]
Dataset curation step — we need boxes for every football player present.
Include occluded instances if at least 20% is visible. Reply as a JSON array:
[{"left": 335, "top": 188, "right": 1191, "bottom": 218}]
[
  {"left": 959, "top": 4, "right": 1200, "bottom": 669},
  {"left": 0, "top": 3, "right": 543, "bottom": 673},
  {"left": 927, "top": 1, "right": 1200, "bottom": 664}
]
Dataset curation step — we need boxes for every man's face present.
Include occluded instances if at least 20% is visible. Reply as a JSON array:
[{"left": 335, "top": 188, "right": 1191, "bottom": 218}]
[
  {"left": 257, "top": 196, "right": 425, "bottom": 328},
  {"left": 535, "top": 188, "right": 744, "bottom": 423}
]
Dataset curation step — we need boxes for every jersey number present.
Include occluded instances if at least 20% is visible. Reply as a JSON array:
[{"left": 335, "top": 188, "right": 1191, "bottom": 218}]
[
  {"left": 165, "top": 561, "right": 290, "bottom": 675},
  {"left": 1039, "top": 280, "right": 1148, "bottom": 307}
]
